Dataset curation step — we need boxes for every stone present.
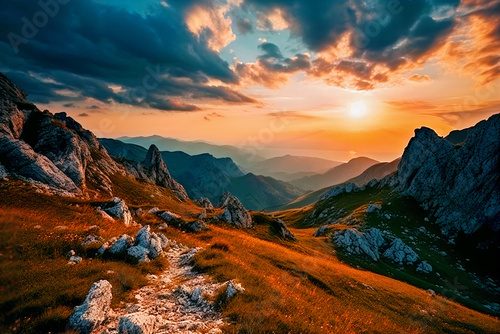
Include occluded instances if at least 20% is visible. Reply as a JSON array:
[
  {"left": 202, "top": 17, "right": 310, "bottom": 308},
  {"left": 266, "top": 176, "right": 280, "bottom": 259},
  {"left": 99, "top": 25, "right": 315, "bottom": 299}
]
[
  {"left": 68, "top": 280, "right": 112, "bottom": 333},
  {"left": 157, "top": 210, "right": 181, "bottom": 223},
  {"left": 417, "top": 261, "right": 433, "bottom": 273},
  {"left": 366, "top": 203, "right": 382, "bottom": 213},
  {"left": 68, "top": 256, "right": 83, "bottom": 264},
  {"left": 109, "top": 235, "right": 134, "bottom": 256},
  {"left": 269, "top": 218, "right": 296, "bottom": 241},
  {"left": 314, "top": 225, "right": 333, "bottom": 237},
  {"left": 195, "top": 197, "right": 214, "bottom": 210},
  {"left": 118, "top": 312, "right": 157, "bottom": 334},
  {"left": 333, "top": 228, "right": 385, "bottom": 261},
  {"left": 219, "top": 193, "right": 252, "bottom": 228},
  {"left": 321, "top": 183, "right": 359, "bottom": 200},
  {"left": 67, "top": 249, "right": 76, "bottom": 258},
  {"left": 148, "top": 207, "right": 160, "bottom": 214},
  {"left": 128, "top": 246, "right": 150, "bottom": 263},
  {"left": 101, "top": 198, "right": 133, "bottom": 226},
  {"left": 224, "top": 280, "right": 245, "bottom": 300},
  {"left": 183, "top": 220, "right": 208, "bottom": 233},
  {"left": 383, "top": 238, "right": 419, "bottom": 265},
  {"left": 81, "top": 234, "right": 104, "bottom": 248}
]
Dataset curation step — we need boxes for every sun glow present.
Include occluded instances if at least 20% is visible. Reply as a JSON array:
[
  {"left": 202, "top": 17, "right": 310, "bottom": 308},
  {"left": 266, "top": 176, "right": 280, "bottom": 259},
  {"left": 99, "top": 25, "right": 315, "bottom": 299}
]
[{"left": 349, "top": 101, "right": 368, "bottom": 119}]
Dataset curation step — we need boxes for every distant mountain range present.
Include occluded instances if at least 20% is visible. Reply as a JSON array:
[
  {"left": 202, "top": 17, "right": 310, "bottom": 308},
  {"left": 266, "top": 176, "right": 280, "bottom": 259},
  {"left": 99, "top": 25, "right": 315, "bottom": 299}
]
[
  {"left": 292, "top": 157, "right": 380, "bottom": 191},
  {"left": 118, "top": 135, "right": 261, "bottom": 168},
  {"left": 247, "top": 155, "right": 341, "bottom": 182},
  {"left": 101, "top": 138, "right": 304, "bottom": 210}
]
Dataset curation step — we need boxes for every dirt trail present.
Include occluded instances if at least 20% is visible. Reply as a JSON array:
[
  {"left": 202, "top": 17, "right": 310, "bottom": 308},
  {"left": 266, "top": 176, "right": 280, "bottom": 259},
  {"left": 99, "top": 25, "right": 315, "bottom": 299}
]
[{"left": 98, "top": 242, "right": 225, "bottom": 334}]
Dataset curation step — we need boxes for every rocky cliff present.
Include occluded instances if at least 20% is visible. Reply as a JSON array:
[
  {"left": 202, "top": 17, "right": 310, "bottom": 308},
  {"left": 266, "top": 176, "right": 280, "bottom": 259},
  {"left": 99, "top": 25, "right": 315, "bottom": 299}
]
[
  {"left": 124, "top": 144, "right": 189, "bottom": 201},
  {"left": 395, "top": 114, "right": 499, "bottom": 236},
  {"left": 0, "top": 73, "right": 122, "bottom": 195}
]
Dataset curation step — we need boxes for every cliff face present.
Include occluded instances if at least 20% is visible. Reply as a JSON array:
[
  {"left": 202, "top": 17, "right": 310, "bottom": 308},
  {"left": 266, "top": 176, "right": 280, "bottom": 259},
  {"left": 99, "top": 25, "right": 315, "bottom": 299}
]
[
  {"left": 396, "top": 114, "right": 500, "bottom": 236},
  {"left": 0, "top": 74, "right": 122, "bottom": 195}
]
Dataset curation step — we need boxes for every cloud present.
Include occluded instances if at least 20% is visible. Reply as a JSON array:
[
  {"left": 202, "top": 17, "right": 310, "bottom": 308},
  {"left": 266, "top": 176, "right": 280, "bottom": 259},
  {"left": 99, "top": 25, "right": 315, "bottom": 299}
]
[
  {"left": 235, "top": 17, "right": 254, "bottom": 34},
  {"left": 268, "top": 111, "right": 323, "bottom": 120},
  {"left": 204, "top": 112, "right": 225, "bottom": 121},
  {"left": 242, "top": 0, "right": 477, "bottom": 89},
  {"left": 235, "top": 42, "right": 311, "bottom": 87},
  {"left": 0, "top": 0, "right": 256, "bottom": 111},
  {"left": 78, "top": 113, "right": 90, "bottom": 117},
  {"left": 409, "top": 74, "right": 432, "bottom": 82}
]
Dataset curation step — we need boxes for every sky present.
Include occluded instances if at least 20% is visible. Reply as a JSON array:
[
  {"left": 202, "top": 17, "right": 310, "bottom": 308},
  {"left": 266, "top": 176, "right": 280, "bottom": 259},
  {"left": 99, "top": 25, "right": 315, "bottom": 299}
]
[{"left": 1, "top": 0, "right": 499, "bottom": 161}]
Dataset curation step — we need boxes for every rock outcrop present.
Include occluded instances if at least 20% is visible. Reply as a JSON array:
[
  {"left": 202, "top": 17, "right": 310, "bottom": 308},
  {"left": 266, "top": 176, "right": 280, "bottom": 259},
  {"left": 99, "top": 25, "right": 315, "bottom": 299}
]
[
  {"left": 383, "top": 238, "right": 419, "bottom": 265},
  {"left": 100, "top": 197, "right": 133, "bottom": 225},
  {"left": 68, "top": 280, "right": 112, "bottom": 333},
  {"left": 219, "top": 193, "right": 252, "bottom": 228},
  {"left": 123, "top": 144, "right": 189, "bottom": 201},
  {"left": 395, "top": 114, "right": 500, "bottom": 236},
  {"left": 269, "top": 218, "right": 296, "bottom": 241},
  {"left": 0, "top": 73, "right": 122, "bottom": 195},
  {"left": 333, "top": 228, "right": 385, "bottom": 261},
  {"left": 118, "top": 312, "right": 157, "bottom": 334}
]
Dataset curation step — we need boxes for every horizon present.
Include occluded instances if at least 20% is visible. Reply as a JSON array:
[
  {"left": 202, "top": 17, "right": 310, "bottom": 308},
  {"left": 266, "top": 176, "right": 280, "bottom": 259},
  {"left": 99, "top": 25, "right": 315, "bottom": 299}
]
[{"left": 2, "top": 0, "right": 499, "bottom": 162}]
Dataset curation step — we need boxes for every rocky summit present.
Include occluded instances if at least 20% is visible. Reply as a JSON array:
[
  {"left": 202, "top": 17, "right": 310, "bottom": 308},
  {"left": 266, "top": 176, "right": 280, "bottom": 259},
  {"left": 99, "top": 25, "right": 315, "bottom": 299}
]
[
  {"left": 219, "top": 192, "right": 253, "bottom": 228},
  {"left": 395, "top": 114, "right": 500, "bottom": 236},
  {"left": 0, "top": 74, "right": 122, "bottom": 196}
]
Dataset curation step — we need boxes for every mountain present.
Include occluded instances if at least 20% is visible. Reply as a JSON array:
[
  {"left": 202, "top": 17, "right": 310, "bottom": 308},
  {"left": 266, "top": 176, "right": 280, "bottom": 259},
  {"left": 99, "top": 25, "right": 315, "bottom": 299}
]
[
  {"left": 248, "top": 155, "right": 341, "bottom": 181},
  {"left": 0, "top": 74, "right": 122, "bottom": 196},
  {"left": 101, "top": 138, "right": 304, "bottom": 210},
  {"left": 118, "top": 135, "right": 262, "bottom": 168},
  {"left": 228, "top": 173, "right": 305, "bottom": 210},
  {"left": 346, "top": 158, "right": 401, "bottom": 186},
  {"left": 292, "top": 157, "right": 380, "bottom": 191},
  {"left": 395, "top": 114, "right": 500, "bottom": 237}
]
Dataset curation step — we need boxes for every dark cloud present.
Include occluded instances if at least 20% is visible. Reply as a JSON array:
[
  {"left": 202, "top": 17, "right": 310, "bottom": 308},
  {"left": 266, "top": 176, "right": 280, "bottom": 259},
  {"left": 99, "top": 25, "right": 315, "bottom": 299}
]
[
  {"left": 0, "top": 0, "right": 256, "bottom": 110},
  {"left": 243, "top": 0, "right": 465, "bottom": 88},
  {"left": 235, "top": 17, "right": 253, "bottom": 34},
  {"left": 78, "top": 113, "right": 90, "bottom": 117}
]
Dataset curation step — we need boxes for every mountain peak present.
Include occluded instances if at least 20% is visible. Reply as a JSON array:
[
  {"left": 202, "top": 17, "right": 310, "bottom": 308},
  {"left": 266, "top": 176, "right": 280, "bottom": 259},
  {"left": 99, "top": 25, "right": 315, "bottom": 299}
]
[{"left": 143, "top": 144, "right": 164, "bottom": 169}]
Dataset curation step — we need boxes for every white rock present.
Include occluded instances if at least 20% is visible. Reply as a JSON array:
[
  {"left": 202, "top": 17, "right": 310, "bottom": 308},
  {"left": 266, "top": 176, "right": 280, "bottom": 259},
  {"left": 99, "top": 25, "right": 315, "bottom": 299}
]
[
  {"left": 333, "top": 228, "right": 385, "bottom": 261},
  {"left": 148, "top": 207, "right": 160, "bottom": 214},
  {"left": 366, "top": 203, "right": 382, "bottom": 213},
  {"left": 225, "top": 280, "right": 245, "bottom": 300},
  {"left": 383, "top": 238, "right": 419, "bottom": 265},
  {"left": 109, "top": 235, "right": 134, "bottom": 256},
  {"left": 157, "top": 210, "right": 181, "bottom": 222},
  {"left": 219, "top": 193, "right": 252, "bottom": 228},
  {"left": 102, "top": 197, "right": 133, "bottom": 225},
  {"left": 69, "top": 280, "right": 112, "bottom": 333},
  {"left": 68, "top": 256, "right": 83, "bottom": 264},
  {"left": 417, "top": 261, "right": 433, "bottom": 273},
  {"left": 118, "top": 312, "right": 157, "bottom": 334},
  {"left": 128, "top": 246, "right": 150, "bottom": 263}
]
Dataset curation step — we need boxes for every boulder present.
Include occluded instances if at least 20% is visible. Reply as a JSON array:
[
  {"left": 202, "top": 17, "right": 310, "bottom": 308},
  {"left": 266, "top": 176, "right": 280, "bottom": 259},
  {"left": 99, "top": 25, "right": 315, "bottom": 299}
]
[
  {"left": 127, "top": 246, "right": 150, "bottom": 263},
  {"left": 383, "top": 238, "right": 419, "bottom": 265},
  {"left": 108, "top": 234, "right": 134, "bottom": 256},
  {"left": 314, "top": 225, "right": 333, "bottom": 237},
  {"left": 148, "top": 207, "right": 160, "bottom": 214},
  {"left": 195, "top": 197, "right": 214, "bottom": 210},
  {"left": 135, "top": 226, "right": 165, "bottom": 259},
  {"left": 333, "top": 228, "right": 385, "bottom": 261},
  {"left": 417, "top": 261, "right": 433, "bottom": 273},
  {"left": 183, "top": 220, "right": 208, "bottom": 233},
  {"left": 269, "top": 218, "right": 296, "bottom": 241},
  {"left": 68, "top": 256, "right": 83, "bottom": 265},
  {"left": 118, "top": 312, "right": 157, "bottom": 334},
  {"left": 157, "top": 210, "right": 181, "bottom": 223},
  {"left": 366, "top": 203, "right": 382, "bottom": 213},
  {"left": 101, "top": 198, "right": 133, "bottom": 226},
  {"left": 219, "top": 193, "right": 252, "bottom": 228},
  {"left": 224, "top": 280, "right": 245, "bottom": 300},
  {"left": 68, "top": 280, "right": 112, "bottom": 333}
]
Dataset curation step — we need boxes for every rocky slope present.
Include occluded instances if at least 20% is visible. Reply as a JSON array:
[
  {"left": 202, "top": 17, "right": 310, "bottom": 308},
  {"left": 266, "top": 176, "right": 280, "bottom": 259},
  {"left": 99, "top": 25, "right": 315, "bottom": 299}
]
[
  {"left": 395, "top": 114, "right": 500, "bottom": 237},
  {"left": 0, "top": 73, "right": 122, "bottom": 196}
]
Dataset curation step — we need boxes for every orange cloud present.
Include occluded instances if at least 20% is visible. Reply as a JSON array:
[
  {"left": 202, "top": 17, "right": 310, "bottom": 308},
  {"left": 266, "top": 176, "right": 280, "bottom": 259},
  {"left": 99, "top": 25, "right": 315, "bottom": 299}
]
[
  {"left": 409, "top": 74, "right": 431, "bottom": 82},
  {"left": 185, "top": 2, "right": 238, "bottom": 52}
]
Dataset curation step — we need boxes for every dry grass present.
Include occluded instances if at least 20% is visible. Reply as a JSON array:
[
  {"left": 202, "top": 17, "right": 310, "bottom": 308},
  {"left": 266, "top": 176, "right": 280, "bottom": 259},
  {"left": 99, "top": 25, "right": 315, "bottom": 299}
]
[
  {"left": 1, "top": 180, "right": 499, "bottom": 333},
  {"left": 163, "top": 225, "right": 500, "bottom": 334},
  {"left": 0, "top": 181, "right": 168, "bottom": 333}
]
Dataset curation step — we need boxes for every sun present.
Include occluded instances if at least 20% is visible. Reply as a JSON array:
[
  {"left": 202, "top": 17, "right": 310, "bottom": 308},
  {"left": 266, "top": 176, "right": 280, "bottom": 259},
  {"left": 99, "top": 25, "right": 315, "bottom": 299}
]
[{"left": 349, "top": 101, "right": 368, "bottom": 119}]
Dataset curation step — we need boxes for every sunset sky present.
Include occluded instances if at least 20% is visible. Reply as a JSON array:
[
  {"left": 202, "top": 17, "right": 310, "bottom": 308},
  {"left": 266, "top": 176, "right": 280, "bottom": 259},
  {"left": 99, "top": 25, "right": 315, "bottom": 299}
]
[{"left": 1, "top": 0, "right": 499, "bottom": 161}]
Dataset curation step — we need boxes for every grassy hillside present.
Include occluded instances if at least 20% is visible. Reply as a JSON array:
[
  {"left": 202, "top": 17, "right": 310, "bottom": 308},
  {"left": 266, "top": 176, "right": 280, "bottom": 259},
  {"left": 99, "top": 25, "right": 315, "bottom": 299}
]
[
  {"left": 1, "top": 179, "right": 499, "bottom": 333},
  {"left": 288, "top": 186, "right": 500, "bottom": 316}
]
